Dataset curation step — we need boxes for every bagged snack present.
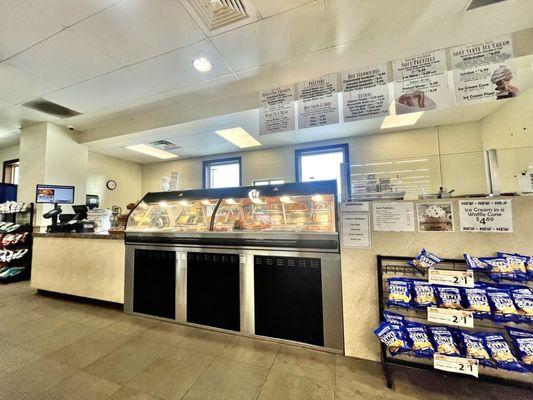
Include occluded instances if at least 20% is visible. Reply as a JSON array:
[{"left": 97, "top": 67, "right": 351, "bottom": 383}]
[
  {"left": 505, "top": 326, "right": 533, "bottom": 370},
  {"left": 383, "top": 310, "right": 405, "bottom": 326},
  {"left": 409, "top": 249, "right": 442, "bottom": 272},
  {"left": 510, "top": 286, "right": 533, "bottom": 324},
  {"left": 497, "top": 253, "right": 528, "bottom": 282},
  {"left": 514, "top": 253, "right": 533, "bottom": 280},
  {"left": 482, "top": 256, "right": 526, "bottom": 282},
  {"left": 482, "top": 333, "right": 526, "bottom": 372},
  {"left": 486, "top": 286, "right": 519, "bottom": 322},
  {"left": 387, "top": 278, "right": 412, "bottom": 308},
  {"left": 411, "top": 280, "right": 437, "bottom": 308},
  {"left": 461, "top": 284, "right": 491, "bottom": 319},
  {"left": 404, "top": 322, "right": 435, "bottom": 358},
  {"left": 464, "top": 254, "right": 488, "bottom": 271},
  {"left": 457, "top": 331, "right": 492, "bottom": 367},
  {"left": 435, "top": 286, "right": 463, "bottom": 310},
  {"left": 374, "top": 322, "right": 410, "bottom": 356},
  {"left": 428, "top": 326, "right": 460, "bottom": 356}
]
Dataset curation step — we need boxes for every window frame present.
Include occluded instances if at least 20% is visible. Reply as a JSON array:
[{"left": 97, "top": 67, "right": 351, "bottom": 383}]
[
  {"left": 202, "top": 156, "right": 242, "bottom": 189},
  {"left": 294, "top": 143, "right": 350, "bottom": 198},
  {"left": 252, "top": 178, "right": 285, "bottom": 186},
  {"left": 2, "top": 158, "right": 19, "bottom": 185}
]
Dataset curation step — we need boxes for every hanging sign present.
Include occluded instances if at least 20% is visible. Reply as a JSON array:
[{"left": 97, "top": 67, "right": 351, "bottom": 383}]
[
  {"left": 428, "top": 269, "right": 474, "bottom": 288},
  {"left": 451, "top": 35, "right": 518, "bottom": 105},
  {"left": 427, "top": 307, "right": 474, "bottom": 328},
  {"left": 459, "top": 199, "right": 513, "bottom": 233},
  {"left": 296, "top": 73, "right": 339, "bottom": 129},
  {"left": 392, "top": 50, "right": 450, "bottom": 114},
  {"left": 434, "top": 354, "right": 479, "bottom": 378},
  {"left": 372, "top": 202, "right": 415, "bottom": 232},
  {"left": 341, "top": 64, "right": 389, "bottom": 122},
  {"left": 259, "top": 85, "right": 295, "bottom": 135},
  {"left": 341, "top": 213, "right": 371, "bottom": 248}
]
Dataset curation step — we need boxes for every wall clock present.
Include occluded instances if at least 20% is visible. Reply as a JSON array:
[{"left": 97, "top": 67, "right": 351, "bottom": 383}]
[{"left": 106, "top": 180, "right": 117, "bottom": 190}]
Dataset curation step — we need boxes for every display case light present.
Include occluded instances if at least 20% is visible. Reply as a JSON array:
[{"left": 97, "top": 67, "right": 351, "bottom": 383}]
[
  {"left": 201, "top": 199, "right": 211, "bottom": 206},
  {"left": 225, "top": 198, "right": 237, "bottom": 204},
  {"left": 159, "top": 201, "right": 168, "bottom": 208},
  {"left": 280, "top": 196, "right": 292, "bottom": 203},
  {"left": 178, "top": 200, "right": 190, "bottom": 207},
  {"left": 311, "top": 194, "right": 324, "bottom": 202}
]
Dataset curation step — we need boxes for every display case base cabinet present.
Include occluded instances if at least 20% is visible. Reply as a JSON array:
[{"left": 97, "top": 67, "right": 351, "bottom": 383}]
[
  {"left": 254, "top": 255, "right": 324, "bottom": 347},
  {"left": 186, "top": 252, "right": 240, "bottom": 332},
  {"left": 133, "top": 249, "right": 176, "bottom": 319}
]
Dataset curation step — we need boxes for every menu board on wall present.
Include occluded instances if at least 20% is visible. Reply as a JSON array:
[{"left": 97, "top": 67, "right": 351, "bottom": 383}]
[
  {"left": 341, "top": 64, "right": 389, "bottom": 122},
  {"left": 296, "top": 73, "right": 339, "bottom": 129},
  {"left": 451, "top": 35, "right": 518, "bottom": 105},
  {"left": 392, "top": 50, "right": 450, "bottom": 114},
  {"left": 259, "top": 85, "right": 295, "bottom": 135},
  {"left": 372, "top": 202, "right": 415, "bottom": 232}
]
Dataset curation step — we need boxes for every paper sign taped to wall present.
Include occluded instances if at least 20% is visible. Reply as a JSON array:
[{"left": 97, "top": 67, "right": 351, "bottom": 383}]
[
  {"left": 459, "top": 199, "right": 513, "bottom": 233},
  {"left": 372, "top": 202, "right": 415, "bottom": 232}
]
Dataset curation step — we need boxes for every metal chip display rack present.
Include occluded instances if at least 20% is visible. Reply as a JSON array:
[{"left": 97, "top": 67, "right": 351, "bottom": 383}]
[{"left": 377, "top": 255, "right": 532, "bottom": 390}]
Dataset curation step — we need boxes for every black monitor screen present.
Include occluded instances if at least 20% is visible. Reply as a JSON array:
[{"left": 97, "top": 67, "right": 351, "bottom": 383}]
[{"left": 36, "top": 184, "right": 75, "bottom": 204}]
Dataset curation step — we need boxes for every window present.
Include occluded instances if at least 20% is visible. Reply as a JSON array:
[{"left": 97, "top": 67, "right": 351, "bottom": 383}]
[
  {"left": 295, "top": 144, "right": 349, "bottom": 198},
  {"left": 203, "top": 157, "right": 242, "bottom": 188},
  {"left": 3, "top": 159, "right": 19, "bottom": 185},
  {"left": 252, "top": 178, "right": 285, "bottom": 186}
]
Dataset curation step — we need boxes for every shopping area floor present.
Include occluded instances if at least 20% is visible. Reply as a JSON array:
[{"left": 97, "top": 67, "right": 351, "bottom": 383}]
[{"left": 0, "top": 282, "right": 530, "bottom": 400}]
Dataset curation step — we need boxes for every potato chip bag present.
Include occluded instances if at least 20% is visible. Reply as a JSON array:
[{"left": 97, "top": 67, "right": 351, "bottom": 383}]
[
  {"left": 457, "top": 331, "right": 492, "bottom": 367},
  {"left": 464, "top": 254, "right": 488, "bottom": 271},
  {"left": 387, "top": 278, "right": 412, "bottom": 308},
  {"left": 482, "top": 333, "right": 526, "bottom": 372},
  {"left": 505, "top": 326, "right": 533, "bottom": 371},
  {"left": 497, "top": 253, "right": 528, "bottom": 282},
  {"left": 374, "top": 322, "right": 410, "bottom": 356},
  {"left": 486, "top": 286, "right": 519, "bottom": 323},
  {"left": 408, "top": 249, "right": 442, "bottom": 272},
  {"left": 435, "top": 286, "right": 463, "bottom": 310},
  {"left": 461, "top": 284, "right": 491, "bottom": 319},
  {"left": 383, "top": 310, "right": 405, "bottom": 326},
  {"left": 404, "top": 322, "right": 435, "bottom": 358},
  {"left": 510, "top": 286, "right": 533, "bottom": 324},
  {"left": 428, "top": 326, "right": 460, "bottom": 356},
  {"left": 412, "top": 280, "right": 437, "bottom": 308}
]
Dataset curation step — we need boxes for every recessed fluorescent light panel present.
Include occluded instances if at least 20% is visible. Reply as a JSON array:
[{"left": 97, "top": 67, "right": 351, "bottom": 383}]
[
  {"left": 381, "top": 111, "right": 423, "bottom": 129},
  {"left": 193, "top": 57, "right": 212, "bottom": 72},
  {"left": 126, "top": 144, "right": 179, "bottom": 159},
  {"left": 215, "top": 127, "right": 261, "bottom": 148}
]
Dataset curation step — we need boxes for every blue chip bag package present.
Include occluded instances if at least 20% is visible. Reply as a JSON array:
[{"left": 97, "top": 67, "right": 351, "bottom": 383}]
[
  {"left": 411, "top": 280, "right": 437, "bottom": 308},
  {"left": 374, "top": 321, "right": 410, "bottom": 356},
  {"left": 464, "top": 254, "right": 488, "bottom": 271},
  {"left": 387, "top": 278, "right": 412, "bottom": 308},
  {"left": 428, "top": 326, "right": 460, "bottom": 356},
  {"left": 461, "top": 284, "right": 491, "bottom": 319},
  {"left": 505, "top": 326, "right": 533, "bottom": 371},
  {"left": 514, "top": 253, "right": 533, "bottom": 280},
  {"left": 404, "top": 322, "right": 435, "bottom": 358},
  {"left": 496, "top": 253, "right": 528, "bottom": 282},
  {"left": 486, "top": 286, "right": 519, "bottom": 323},
  {"left": 482, "top": 333, "right": 527, "bottom": 372},
  {"left": 481, "top": 256, "right": 526, "bottom": 283},
  {"left": 435, "top": 286, "right": 463, "bottom": 310},
  {"left": 510, "top": 286, "right": 533, "bottom": 324},
  {"left": 457, "top": 331, "right": 492, "bottom": 367},
  {"left": 383, "top": 310, "right": 405, "bottom": 326},
  {"left": 408, "top": 249, "right": 442, "bottom": 272}
]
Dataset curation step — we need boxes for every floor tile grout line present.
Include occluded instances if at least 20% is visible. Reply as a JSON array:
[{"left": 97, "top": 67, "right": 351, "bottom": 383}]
[
  {"left": 253, "top": 344, "right": 282, "bottom": 400},
  {"left": 177, "top": 353, "right": 218, "bottom": 400}
]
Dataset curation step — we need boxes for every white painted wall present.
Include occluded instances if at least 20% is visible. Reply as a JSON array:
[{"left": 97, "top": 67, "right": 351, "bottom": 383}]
[{"left": 0, "top": 144, "right": 19, "bottom": 168}]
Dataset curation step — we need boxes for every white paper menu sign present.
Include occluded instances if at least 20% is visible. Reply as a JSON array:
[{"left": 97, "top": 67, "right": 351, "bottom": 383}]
[
  {"left": 296, "top": 73, "right": 339, "bottom": 129},
  {"left": 372, "top": 202, "right": 415, "bottom": 232},
  {"left": 434, "top": 354, "right": 479, "bottom": 378},
  {"left": 451, "top": 35, "right": 518, "bottom": 105},
  {"left": 392, "top": 50, "right": 450, "bottom": 114},
  {"left": 459, "top": 199, "right": 513, "bottom": 233},
  {"left": 341, "top": 213, "right": 371, "bottom": 248},
  {"left": 341, "top": 64, "right": 389, "bottom": 122},
  {"left": 259, "top": 85, "right": 295, "bottom": 135}
]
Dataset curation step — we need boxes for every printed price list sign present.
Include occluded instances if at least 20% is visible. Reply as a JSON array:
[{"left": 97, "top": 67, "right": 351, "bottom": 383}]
[
  {"left": 427, "top": 307, "right": 474, "bottom": 328},
  {"left": 434, "top": 354, "right": 479, "bottom": 378},
  {"left": 428, "top": 269, "right": 474, "bottom": 288}
]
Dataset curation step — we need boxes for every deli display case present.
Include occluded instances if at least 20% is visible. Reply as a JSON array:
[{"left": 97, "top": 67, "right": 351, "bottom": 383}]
[{"left": 124, "top": 180, "right": 343, "bottom": 352}]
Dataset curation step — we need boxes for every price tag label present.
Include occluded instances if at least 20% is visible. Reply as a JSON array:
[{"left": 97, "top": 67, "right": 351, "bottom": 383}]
[
  {"left": 434, "top": 354, "right": 478, "bottom": 378},
  {"left": 428, "top": 269, "right": 474, "bottom": 288},
  {"left": 427, "top": 307, "right": 474, "bottom": 328}
]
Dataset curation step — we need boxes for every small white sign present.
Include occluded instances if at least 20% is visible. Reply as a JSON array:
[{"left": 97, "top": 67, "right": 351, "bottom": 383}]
[
  {"left": 459, "top": 199, "right": 513, "bottom": 233},
  {"left": 259, "top": 85, "right": 295, "bottom": 135},
  {"left": 340, "top": 201, "right": 370, "bottom": 213},
  {"left": 372, "top": 202, "right": 415, "bottom": 232},
  {"left": 428, "top": 269, "right": 474, "bottom": 288},
  {"left": 434, "top": 354, "right": 479, "bottom": 378},
  {"left": 297, "top": 73, "right": 339, "bottom": 129},
  {"left": 341, "top": 213, "right": 371, "bottom": 248},
  {"left": 427, "top": 307, "right": 474, "bottom": 328}
]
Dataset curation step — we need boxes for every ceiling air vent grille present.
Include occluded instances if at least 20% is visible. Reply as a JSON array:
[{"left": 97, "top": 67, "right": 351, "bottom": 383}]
[
  {"left": 465, "top": 0, "right": 506, "bottom": 11},
  {"left": 149, "top": 140, "right": 181, "bottom": 151},
  {"left": 23, "top": 99, "right": 81, "bottom": 118}
]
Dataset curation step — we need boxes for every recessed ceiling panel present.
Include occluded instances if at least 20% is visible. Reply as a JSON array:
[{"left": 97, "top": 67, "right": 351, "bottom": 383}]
[
  {"left": 29, "top": 0, "right": 121, "bottom": 27},
  {"left": 255, "top": 0, "right": 318, "bottom": 18},
  {"left": 0, "top": 62, "right": 57, "bottom": 107}
]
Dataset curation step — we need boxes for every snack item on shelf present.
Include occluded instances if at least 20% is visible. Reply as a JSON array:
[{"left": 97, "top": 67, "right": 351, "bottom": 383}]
[
  {"left": 517, "top": 253, "right": 533, "bottom": 280},
  {"left": 374, "top": 322, "right": 410, "bottom": 356},
  {"left": 497, "top": 253, "right": 528, "bottom": 282},
  {"left": 411, "top": 280, "right": 437, "bottom": 308},
  {"left": 383, "top": 310, "right": 405, "bottom": 326},
  {"left": 482, "top": 256, "right": 527, "bottom": 282},
  {"left": 510, "top": 286, "right": 533, "bottom": 324},
  {"left": 461, "top": 284, "right": 491, "bottom": 319},
  {"left": 505, "top": 326, "right": 533, "bottom": 370},
  {"left": 408, "top": 249, "right": 442, "bottom": 272},
  {"left": 387, "top": 278, "right": 412, "bottom": 308},
  {"left": 464, "top": 254, "right": 488, "bottom": 271},
  {"left": 428, "top": 326, "right": 461, "bottom": 356},
  {"left": 486, "top": 286, "right": 519, "bottom": 323},
  {"left": 457, "top": 331, "right": 492, "bottom": 366},
  {"left": 483, "top": 333, "right": 527, "bottom": 372},
  {"left": 404, "top": 322, "right": 435, "bottom": 358},
  {"left": 435, "top": 286, "right": 463, "bottom": 310}
]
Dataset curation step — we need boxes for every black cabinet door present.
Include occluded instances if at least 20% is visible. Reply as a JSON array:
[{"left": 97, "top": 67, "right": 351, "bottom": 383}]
[
  {"left": 254, "top": 256, "right": 324, "bottom": 346},
  {"left": 187, "top": 252, "right": 240, "bottom": 331},
  {"left": 133, "top": 249, "right": 176, "bottom": 319}
]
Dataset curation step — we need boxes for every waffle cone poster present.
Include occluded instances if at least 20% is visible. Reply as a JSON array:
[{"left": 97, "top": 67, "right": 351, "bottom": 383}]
[
  {"left": 452, "top": 35, "right": 518, "bottom": 105},
  {"left": 392, "top": 50, "right": 450, "bottom": 114}
]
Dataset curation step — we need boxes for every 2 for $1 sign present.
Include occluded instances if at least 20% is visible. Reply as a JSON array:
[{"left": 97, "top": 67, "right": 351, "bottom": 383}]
[{"left": 459, "top": 200, "right": 513, "bottom": 233}]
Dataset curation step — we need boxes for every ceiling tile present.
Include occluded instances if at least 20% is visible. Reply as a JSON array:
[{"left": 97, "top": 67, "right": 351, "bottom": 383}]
[
  {"left": 0, "top": 62, "right": 57, "bottom": 107},
  {"left": 211, "top": 1, "right": 328, "bottom": 71},
  {"left": 28, "top": 0, "right": 121, "bottom": 27},
  {"left": 127, "top": 40, "right": 233, "bottom": 91},
  {"left": 0, "top": 0, "right": 64, "bottom": 60},
  {"left": 44, "top": 68, "right": 158, "bottom": 113},
  {"left": 255, "top": 0, "right": 318, "bottom": 18},
  {"left": 9, "top": 28, "right": 121, "bottom": 87},
  {"left": 0, "top": 104, "right": 61, "bottom": 128},
  {"left": 69, "top": 0, "right": 205, "bottom": 66}
]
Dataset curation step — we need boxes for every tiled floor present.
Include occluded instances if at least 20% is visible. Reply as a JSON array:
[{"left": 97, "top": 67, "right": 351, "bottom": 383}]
[{"left": 0, "top": 282, "right": 530, "bottom": 400}]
